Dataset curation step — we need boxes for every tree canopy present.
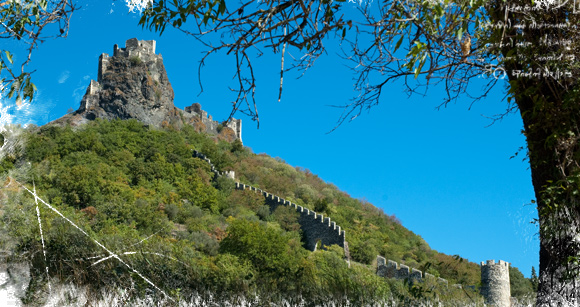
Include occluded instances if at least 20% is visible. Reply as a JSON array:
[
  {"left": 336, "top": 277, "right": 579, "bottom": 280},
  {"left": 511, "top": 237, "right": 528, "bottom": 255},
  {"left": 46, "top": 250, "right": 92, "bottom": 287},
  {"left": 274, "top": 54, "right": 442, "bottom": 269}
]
[{"left": 0, "top": 0, "right": 75, "bottom": 103}]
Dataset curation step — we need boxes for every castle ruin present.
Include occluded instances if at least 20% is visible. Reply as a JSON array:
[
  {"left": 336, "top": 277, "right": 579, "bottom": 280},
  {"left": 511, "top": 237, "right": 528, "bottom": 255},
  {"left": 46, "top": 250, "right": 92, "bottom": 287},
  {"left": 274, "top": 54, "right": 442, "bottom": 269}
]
[
  {"left": 185, "top": 103, "right": 242, "bottom": 144},
  {"left": 192, "top": 150, "right": 345, "bottom": 254},
  {"left": 376, "top": 256, "right": 512, "bottom": 304},
  {"left": 195, "top": 147, "right": 513, "bottom": 304},
  {"left": 481, "top": 259, "right": 511, "bottom": 307},
  {"left": 376, "top": 256, "right": 449, "bottom": 286},
  {"left": 74, "top": 38, "right": 242, "bottom": 143}
]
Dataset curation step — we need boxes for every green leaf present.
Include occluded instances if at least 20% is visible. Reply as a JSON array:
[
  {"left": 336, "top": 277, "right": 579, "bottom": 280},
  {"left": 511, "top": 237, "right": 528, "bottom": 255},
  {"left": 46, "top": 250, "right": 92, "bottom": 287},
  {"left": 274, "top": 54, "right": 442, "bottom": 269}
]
[
  {"left": 218, "top": 1, "right": 226, "bottom": 15},
  {"left": 457, "top": 27, "right": 463, "bottom": 41},
  {"left": 394, "top": 36, "right": 404, "bottom": 52},
  {"left": 4, "top": 51, "right": 12, "bottom": 64}
]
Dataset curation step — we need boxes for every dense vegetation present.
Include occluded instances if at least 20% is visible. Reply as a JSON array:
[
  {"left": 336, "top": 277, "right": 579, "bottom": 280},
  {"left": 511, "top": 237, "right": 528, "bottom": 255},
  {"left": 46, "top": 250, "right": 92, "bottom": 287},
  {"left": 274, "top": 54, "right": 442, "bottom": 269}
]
[{"left": 0, "top": 119, "right": 535, "bottom": 305}]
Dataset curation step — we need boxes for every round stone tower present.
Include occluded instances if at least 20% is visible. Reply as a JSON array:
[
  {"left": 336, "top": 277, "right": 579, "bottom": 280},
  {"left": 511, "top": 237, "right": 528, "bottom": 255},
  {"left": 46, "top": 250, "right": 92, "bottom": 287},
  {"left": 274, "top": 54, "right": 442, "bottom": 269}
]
[{"left": 481, "top": 259, "right": 511, "bottom": 307}]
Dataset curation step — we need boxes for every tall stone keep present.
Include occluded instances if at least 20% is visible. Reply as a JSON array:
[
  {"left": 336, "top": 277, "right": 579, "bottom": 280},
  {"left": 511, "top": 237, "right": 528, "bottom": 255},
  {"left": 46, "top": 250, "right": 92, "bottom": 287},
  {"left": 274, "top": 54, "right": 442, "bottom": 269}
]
[{"left": 481, "top": 260, "right": 511, "bottom": 307}]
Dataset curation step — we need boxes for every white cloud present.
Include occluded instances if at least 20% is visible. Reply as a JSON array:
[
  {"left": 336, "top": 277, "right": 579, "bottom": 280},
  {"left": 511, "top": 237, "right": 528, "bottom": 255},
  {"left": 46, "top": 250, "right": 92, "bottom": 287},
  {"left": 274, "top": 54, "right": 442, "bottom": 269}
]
[
  {"left": 72, "top": 85, "right": 87, "bottom": 103},
  {"left": 72, "top": 75, "right": 91, "bottom": 102},
  {"left": 58, "top": 71, "right": 70, "bottom": 84},
  {"left": 124, "top": 0, "right": 152, "bottom": 13},
  {"left": 0, "top": 85, "right": 33, "bottom": 161}
]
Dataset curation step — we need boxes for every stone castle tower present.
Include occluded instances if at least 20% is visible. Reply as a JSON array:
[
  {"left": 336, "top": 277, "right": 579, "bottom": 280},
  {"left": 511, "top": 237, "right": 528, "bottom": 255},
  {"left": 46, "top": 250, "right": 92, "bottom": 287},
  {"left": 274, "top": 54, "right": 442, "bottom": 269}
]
[
  {"left": 62, "top": 38, "right": 242, "bottom": 143},
  {"left": 481, "top": 259, "right": 511, "bottom": 307}
]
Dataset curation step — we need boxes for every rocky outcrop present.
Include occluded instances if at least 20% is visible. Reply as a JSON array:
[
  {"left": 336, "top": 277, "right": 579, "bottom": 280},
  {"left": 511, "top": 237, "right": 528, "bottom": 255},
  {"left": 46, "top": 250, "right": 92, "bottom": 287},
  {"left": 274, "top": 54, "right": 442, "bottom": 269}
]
[
  {"left": 78, "top": 39, "right": 178, "bottom": 127},
  {"left": 49, "top": 38, "right": 242, "bottom": 143}
]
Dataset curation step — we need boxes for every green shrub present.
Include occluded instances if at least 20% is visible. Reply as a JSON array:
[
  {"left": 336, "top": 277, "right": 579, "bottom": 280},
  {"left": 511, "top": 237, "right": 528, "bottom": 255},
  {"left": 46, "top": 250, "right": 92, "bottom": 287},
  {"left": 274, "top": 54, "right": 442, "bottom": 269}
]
[
  {"left": 256, "top": 205, "right": 271, "bottom": 221},
  {"left": 165, "top": 203, "right": 179, "bottom": 221},
  {"left": 219, "top": 217, "right": 306, "bottom": 291},
  {"left": 188, "top": 231, "right": 219, "bottom": 256},
  {"left": 129, "top": 56, "right": 142, "bottom": 66},
  {"left": 510, "top": 266, "right": 535, "bottom": 297}
]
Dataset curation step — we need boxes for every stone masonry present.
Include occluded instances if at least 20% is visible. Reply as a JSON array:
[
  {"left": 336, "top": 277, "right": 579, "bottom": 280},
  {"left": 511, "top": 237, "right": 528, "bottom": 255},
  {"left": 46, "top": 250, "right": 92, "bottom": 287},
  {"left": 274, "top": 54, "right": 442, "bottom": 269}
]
[
  {"left": 481, "top": 260, "right": 511, "bottom": 307},
  {"left": 195, "top": 146, "right": 511, "bottom": 303},
  {"left": 192, "top": 150, "right": 346, "bottom": 254},
  {"left": 377, "top": 256, "right": 512, "bottom": 303},
  {"left": 184, "top": 102, "right": 242, "bottom": 144},
  {"left": 235, "top": 182, "right": 346, "bottom": 252},
  {"left": 376, "top": 256, "right": 449, "bottom": 286},
  {"left": 51, "top": 38, "right": 242, "bottom": 145}
]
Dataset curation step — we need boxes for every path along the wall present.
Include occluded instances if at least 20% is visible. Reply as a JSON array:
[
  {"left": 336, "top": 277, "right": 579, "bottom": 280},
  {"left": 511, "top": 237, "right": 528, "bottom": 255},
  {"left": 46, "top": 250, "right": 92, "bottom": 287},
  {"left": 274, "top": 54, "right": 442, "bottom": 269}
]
[{"left": 192, "top": 151, "right": 348, "bottom": 255}]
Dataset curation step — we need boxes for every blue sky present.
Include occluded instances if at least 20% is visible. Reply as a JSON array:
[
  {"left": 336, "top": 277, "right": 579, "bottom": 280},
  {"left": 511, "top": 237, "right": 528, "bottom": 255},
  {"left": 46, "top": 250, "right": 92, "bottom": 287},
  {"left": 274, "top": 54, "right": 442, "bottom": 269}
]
[{"left": 3, "top": 0, "right": 538, "bottom": 277}]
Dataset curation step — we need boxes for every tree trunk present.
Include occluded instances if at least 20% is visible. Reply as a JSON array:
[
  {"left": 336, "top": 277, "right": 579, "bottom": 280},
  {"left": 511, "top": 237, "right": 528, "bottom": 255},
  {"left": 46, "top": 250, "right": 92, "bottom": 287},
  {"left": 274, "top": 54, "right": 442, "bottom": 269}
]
[
  {"left": 489, "top": 1, "right": 580, "bottom": 304},
  {"left": 518, "top": 92, "right": 580, "bottom": 305}
]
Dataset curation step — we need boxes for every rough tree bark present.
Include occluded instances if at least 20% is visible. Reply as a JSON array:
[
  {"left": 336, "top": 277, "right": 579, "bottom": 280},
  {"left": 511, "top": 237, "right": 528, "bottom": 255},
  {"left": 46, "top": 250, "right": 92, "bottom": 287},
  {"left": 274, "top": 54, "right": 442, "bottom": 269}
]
[{"left": 493, "top": 1, "right": 580, "bottom": 304}]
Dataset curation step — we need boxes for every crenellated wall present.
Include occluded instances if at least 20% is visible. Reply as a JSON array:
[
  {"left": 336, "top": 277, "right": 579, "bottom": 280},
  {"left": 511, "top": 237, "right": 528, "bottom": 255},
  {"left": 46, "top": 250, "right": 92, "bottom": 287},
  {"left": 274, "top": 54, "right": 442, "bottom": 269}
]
[
  {"left": 192, "top": 150, "right": 235, "bottom": 179},
  {"left": 185, "top": 103, "right": 242, "bottom": 143},
  {"left": 193, "top": 149, "right": 508, "bottom": 298},
  {"left": 376, "top": 256, "right": 449, "bottom": 286},
  {"left": 75, "top": 38, "right": 243, "bottom": 143},
  {"left": 235, "top": 182, "right": 346, "bottom": 252},
  {"left": 98, "top": 38, "right": 161, "bottom": 83},
  {"left": 192, "top": 150, "right": 346, "bottom": 253},
  {"left": 480, "top": 259, "right": 511, "bottom": 307}
]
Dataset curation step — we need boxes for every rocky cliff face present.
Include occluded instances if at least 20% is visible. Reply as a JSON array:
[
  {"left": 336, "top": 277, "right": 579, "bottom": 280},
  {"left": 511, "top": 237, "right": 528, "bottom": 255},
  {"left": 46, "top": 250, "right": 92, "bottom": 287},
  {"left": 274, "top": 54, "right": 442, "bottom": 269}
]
[
  {"left": 80, "top": 39, "right": 177, "bottom": 127},
  {"left": 50, "top": 38, "right": 242, "bottom": 143}
]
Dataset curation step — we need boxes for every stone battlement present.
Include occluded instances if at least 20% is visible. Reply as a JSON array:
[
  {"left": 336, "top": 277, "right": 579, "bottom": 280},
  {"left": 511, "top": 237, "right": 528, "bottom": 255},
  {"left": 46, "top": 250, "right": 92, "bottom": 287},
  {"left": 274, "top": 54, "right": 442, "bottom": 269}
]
[
  {"left": 185, "top": 103, "right": 242, "bottom": 143},
  {"left": 192, "top": 150, "right": 345, "bottom": 253},
  {"left": 481, "top": 259, "right": 511, "bottom": 307},
  {"left": 376, "top": 256, "right": 449, "bottom": 286},
  {"left": 235, "top": 182, "right": 346, "bottom": 252},
  {"left": 192, "top": 150, "right": 236, "bottom": 179},
  {"left": 193, "top": 149, "right": 511, "bottom": 300},
  {"left": 481, "top": 259, "right": 509, "bottom": 267},
  {"left": 98, "top": 38, "right": 161, "bottom": 83},
  {"left": 115, "top": 38, "right": 156, "bottom": 56}
]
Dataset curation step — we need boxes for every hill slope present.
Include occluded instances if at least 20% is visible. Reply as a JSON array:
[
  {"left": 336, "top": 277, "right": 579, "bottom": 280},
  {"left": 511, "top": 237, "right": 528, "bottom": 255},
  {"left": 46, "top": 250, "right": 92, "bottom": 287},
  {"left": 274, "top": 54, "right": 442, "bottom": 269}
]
[{"left": 0, "top": 118, "right": 523, "bottom": 305}]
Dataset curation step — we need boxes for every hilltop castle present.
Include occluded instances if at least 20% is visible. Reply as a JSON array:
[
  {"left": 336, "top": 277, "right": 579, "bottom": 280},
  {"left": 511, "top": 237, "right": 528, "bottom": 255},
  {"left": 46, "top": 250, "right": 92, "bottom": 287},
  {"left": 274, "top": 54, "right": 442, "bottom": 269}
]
[{"left": 54, "top": 38, "right": 242, "bottom": 143}]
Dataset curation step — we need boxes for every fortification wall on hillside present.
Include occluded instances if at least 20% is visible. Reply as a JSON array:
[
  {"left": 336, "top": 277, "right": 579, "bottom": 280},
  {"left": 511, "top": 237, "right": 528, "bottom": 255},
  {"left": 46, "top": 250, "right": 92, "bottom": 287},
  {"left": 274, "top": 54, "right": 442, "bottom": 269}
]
[
  {"left": 193, "top": 150, "right": 509, "bottom": 298},
  {"left": 235, "top": 182, "right": 346, "bottom": 252},
  {"left": 192, "top": 150, "right": 234, "bottom": 179},
  {"left": 185, "top": 103, "right": 242, "bottom": 143},
  {"left": 192, "top": 150, "right": 345, "bottom": 253},
  {"left": 376, "top": 256, "right": 449, "bottom": 286}
]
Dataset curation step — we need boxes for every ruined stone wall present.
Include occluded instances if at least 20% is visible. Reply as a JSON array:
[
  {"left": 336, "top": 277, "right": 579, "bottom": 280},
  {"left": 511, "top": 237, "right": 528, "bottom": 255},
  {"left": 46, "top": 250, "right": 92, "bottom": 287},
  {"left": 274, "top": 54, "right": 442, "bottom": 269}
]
[
  {"left": 192, "top": 150, "right": 235, "bottom": 179},
  {"left": 235, "top": 182, "right": 345, "bottom": 252},
  {"left": 192, "top": 150, "right": 345, "bottom": 252},
  {"left": 184, "top": 103, "right": 242, "bottom": 143},
  {"left": 481, "top": 260, "right": 511, "bottom": 307},
  {"left": 225, "top": 119, "right": 242, "bottom": 144},
  {"left": 98, "top": 38, "right": 161, "bottom": 84},
  {"left": 76, "top": 38, "right": 242, "bottom": 141},
  {"left": 376, "top": 256, "right": 449, "bottom": 286},
  {"left": 113, "top": 38, "right": 159, "bottom": 62}
]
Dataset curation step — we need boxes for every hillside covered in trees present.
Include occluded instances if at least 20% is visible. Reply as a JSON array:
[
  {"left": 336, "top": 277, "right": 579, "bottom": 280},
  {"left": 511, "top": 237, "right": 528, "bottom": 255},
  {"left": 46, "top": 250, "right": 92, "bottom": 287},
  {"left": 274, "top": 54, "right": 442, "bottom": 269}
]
[{"left": 0, "top": 119, "right": 535, "bottom": 305}]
